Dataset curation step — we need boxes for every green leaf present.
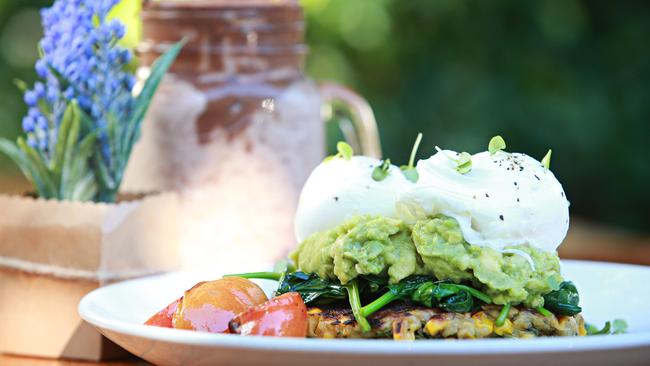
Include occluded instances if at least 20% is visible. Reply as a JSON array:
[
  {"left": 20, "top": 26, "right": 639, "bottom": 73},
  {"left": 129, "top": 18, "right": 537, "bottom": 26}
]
[
  {"left": 46, "top": 62, "right": 72, "bottom": 90},
  {"left": 454, "top": 284, "right": 492, "bottom": 304},
  {"left": 337, "top": 141, "right": 354, "bottom": 160},
  {"left": 372, "top": 159, "right": 391, "bottom": 181},
  {"left": 275, "top": 271, "right": 347, "bottom": 304},
  {"left": 400, "top": 166, "right": 419, "bottom": 183},
  {"left": 66, "top": 132, "right": 98, "bottom": 200},
  {"left": 13, "top": 79, "right": 29, "bottom": 93},
  {"left": 17, "top": 138, "right": 57, "bottom": 198},
  {"left": 94, "top": 153, "right": 117, "bottom": 192},
  {"left": 612, "top": 319, "right": 628, "bottom": 334},
  {"left": 52, "top": 101, "right": 77, "bottom": 178},
  {"left": 488, "top": 135, "right": 506, "bottom": 155},
  {"left": 543, "top": 281, "right": 582, "bottom": 316},
  {"left": 122, "top": 39, "right": 186, "bottom": 163},
  {"left": 586, "top": 321, "right": 611, "bottom": 335},
  {"left": 541, "top": 149, "right": 552, "bottom": 169},
  {"left": 70, "top": 172, "right": 98, "bottom": 201},
  {"left": 60, "top": 102, "right": 82, "bottom": 197},
  {"left": 456, "top": 152, "right": 472, "bottom": 174}
]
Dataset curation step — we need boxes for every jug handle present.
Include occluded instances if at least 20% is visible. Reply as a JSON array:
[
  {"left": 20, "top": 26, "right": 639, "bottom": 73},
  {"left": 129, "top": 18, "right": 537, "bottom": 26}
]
[{"left": 318, "top": 82, "right": 382, "bottom": 159}]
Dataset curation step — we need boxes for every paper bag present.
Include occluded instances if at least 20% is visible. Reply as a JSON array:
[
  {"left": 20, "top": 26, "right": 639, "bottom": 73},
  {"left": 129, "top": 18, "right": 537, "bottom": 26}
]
[{"left": 0, "top": 192, "right": 179, "bottom": 360}]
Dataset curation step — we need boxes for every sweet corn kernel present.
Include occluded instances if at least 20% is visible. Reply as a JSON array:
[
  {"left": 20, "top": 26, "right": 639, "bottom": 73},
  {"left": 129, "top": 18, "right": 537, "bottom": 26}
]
[
  {"left": 472, "top": 312, "right": 494, "bottom": 335},
  {"left": 494, "top": 319, "right": 513, "bottom": 336},
  {"left": 425, "top": 318, "right": 449, "bottom": 337},
  {"left": 392, "top": 320, "right": 415, "bottom": 341},
  {"left": 307, "top": 308, "right": 322, "bottom": 315},
  {"left": 578, "top": 321, "right": 587, "bottom": 336}
]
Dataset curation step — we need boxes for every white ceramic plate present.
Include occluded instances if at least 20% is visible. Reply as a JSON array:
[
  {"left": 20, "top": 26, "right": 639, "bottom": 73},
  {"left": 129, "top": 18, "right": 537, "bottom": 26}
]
[{"left": 79, "top": 260, "right": 650, "bottom": 366}]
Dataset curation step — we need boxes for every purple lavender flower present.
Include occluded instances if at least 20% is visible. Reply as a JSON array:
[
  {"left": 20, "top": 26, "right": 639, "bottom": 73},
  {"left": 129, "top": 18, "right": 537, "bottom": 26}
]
[
  {"left": 23, "top": 0, "right": 135, "bottom": 170},
  {"left": 2, "top": 0, "right": 182, "bottom": 201}
]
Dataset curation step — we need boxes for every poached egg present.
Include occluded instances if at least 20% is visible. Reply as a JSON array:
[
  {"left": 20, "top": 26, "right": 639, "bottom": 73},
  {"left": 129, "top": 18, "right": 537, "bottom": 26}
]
[
  {"left": 294, "top": 149, "right": 570, "bottom": 252},
  {"left": 294, "top": 156, "right": 412, "bottom": 242}
]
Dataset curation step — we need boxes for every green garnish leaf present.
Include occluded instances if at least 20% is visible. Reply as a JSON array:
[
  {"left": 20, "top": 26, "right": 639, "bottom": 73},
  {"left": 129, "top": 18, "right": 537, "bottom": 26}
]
[
  {"left": 396, "top": 133, "right": 423, "bottom": 182},
  {"left": 324, "top": 141, "right": 354, "bottom": 162},
  {"left": 400, "top": 166, "right": 419, "bottom": 183},
  {"left": 585, "top": 320, "right": 627, "bottom": 336},
  {"left": 612, "top": 319, "right": 629, "bottom": 334},
  {"left": 456, "top": 152, "right": 472, "bottom": 174},
  {"left": 541, "top": 149, "right": 552, "bottom": 169},
  {"left": 337, "top": 141, "right": 353, "bottom": 160},
  {"left": 372, "top": 159, "right": 391, "bottom": 181},
  {"left": 488, "top": 135, "right": 506, "bottom": 155},
  {"left": 586, "top": 321, "right": 610, "bottom": 335}
]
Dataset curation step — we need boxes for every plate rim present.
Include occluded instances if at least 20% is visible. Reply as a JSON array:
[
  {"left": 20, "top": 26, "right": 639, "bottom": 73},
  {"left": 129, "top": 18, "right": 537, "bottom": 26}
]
[{"left": 79, "top": 259, "right": 650, "bottom": 355}]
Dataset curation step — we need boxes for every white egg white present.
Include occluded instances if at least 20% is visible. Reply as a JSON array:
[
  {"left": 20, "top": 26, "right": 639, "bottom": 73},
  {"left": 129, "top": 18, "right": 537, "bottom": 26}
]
[
  {"left": 295, "top": 149, "right": 570, "bottom": 253},
  {"left": 294, "top": 156, "right": 413, "bottom": 242},
  {"left": 398, "top": 150, "right": 570, "bottom": 252}
]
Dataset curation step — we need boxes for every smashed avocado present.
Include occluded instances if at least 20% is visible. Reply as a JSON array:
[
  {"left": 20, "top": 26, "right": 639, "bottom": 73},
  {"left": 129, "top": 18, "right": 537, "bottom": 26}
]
[{"left": 290, "top": 215, "right": 563, "bottom": 308}]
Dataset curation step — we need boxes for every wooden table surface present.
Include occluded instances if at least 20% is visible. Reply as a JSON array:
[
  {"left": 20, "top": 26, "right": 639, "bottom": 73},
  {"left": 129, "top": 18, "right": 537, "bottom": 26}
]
[
  {"left": 0, "top": 354, "right": 147, "bottom": 366},
  {"left": 1, "top": 176, "right": 648, "bottom": 365}
]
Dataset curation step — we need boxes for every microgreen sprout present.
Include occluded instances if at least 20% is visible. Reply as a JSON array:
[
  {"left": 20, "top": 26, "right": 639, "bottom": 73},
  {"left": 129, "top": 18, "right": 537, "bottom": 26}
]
[
  {"left": 435, "top": 146, "right": 473, "bottom": 174},
  {"left": 400, "top": 132, "right": 422, "bottom": 182},
  {"left": 372, "top": 158, "right": 392, "bottom": 181},
  {"left": 488, "top": 135, "right": 506, "bottom": 155},
  {"left": 541, "top": 149, "right": 552, "bottom": 169},
  {"left": 324, "top": 141, "right": 354, "bottom": 162},
  {"left": 456, "top": 152, "right": 473, "bottom": 174},
  {"left": 586, "top": 319, "right": 628, "bottom": 335}
]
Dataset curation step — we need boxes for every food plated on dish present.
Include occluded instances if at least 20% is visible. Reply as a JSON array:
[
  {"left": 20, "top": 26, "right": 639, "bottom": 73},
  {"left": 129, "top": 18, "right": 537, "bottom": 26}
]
[{"left": 144, "top": 136, "right": 624, "bottom": 340}]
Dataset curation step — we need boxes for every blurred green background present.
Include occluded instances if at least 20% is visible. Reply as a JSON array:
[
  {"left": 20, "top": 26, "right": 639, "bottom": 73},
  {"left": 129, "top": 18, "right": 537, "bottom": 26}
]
[{"left": 0, "top": 0, "right": 648, "bottom": 233}]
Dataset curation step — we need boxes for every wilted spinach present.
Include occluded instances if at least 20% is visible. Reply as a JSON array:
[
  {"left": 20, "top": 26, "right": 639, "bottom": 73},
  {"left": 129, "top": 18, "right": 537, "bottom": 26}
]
[
  {"left": 410, "top": 281, "right": 489, "bottom": 313},
  {"left": 361, "top": 277, "right": 491, "bottom": 317},
  {"left": 275, "top": 271, "right": 347, "bottom": 304},
  {"left": 227, "top": 270, "right": 493, "bottom": 332},
  {"left": 543, "top": 281, "right": 582, "bottom": 316}
]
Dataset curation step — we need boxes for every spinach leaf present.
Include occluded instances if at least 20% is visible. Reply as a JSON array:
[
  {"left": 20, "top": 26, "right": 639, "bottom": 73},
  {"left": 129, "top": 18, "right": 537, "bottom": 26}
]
[
  {"left": 543, "top": 281, "right": 582, "bottom": 316},
  {"left": 362, "top": 277, "right": 490, "bottom": 317},
  {"left": 440, "top": 290, "right": 474, "bottom": 313},
  {"left": 275, "top": 271, "right": 347, "bottom": 304},
  {"left": 411, "top": 282, "right": 477, "bottom": 313},
  {"left": 359, "top": 274, "right": 388, "bottom": 293},
  {"left": 387, "top": 276, "right": 432, "bottom": 297}
]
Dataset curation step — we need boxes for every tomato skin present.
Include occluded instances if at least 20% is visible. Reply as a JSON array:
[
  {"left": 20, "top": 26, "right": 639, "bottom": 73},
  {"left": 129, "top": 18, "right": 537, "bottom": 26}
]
[
  {"left": 145, "top": 298, "right": 181, "bottom": 328},
  {"left": 230, "top": 292, "right": 308, "bottom": 337},
  {"left": 173, "top": 277, "right": 268, "bottom": 333}
]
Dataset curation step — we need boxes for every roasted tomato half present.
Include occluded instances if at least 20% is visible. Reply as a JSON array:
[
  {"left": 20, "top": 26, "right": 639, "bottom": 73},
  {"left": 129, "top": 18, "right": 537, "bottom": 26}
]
[
  {"left": 145, "top": 297, "right": 182, "bottom": 328},
  {"left": 229, "top": 292, "right": 308, "bottom": 337}
]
